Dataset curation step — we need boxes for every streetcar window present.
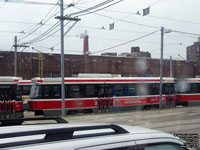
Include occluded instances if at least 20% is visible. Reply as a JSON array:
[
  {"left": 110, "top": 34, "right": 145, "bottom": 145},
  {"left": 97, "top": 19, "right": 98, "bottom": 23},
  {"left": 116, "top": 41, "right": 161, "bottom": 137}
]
[
  {"left": 190, "top": 83, "right": 198, "bottom": 93},
  {"left": 137, "top": 84, "right": 150, "bottom": 96},
  {"left": 113, "top": 84, "right": 126, "bottom": 96},
  {"left": 53, "top": 85, "right": 61, "bottom": 98},
  {"left": 65, "top": 85, "right": 68, "bottom": 98},
  {"left": 67, "top": 85, "right": 81, "bottom": 98},
  {"left": 0, "top": 85, "right": 16, "bottom": 100},
  {"left": 18, "top": 85, "right": 31, "bottom": 95},
  {"left": 0, "top": 85, "right": 19, "bottom": 101},
  {"left": 85, "top": 85, "right": 96, "bottom": 97},
  {"left": 175, "top": 80, "right": 191, "bottom": 94},
  {"left": 163, "top": 83, "right": 174, "bottom": 94},
  {"left": 126, "top": 84, "right": 136, "bottom": 96},
  {"left": 30, "top": 85, "right": 42, "bottom": 99},
  {"left": 0, "top": 85, "right": 11, "bottom": 89},
  {"left": 44, "top": 86, "right": 50, "bottom": 98},
  {"left": 96, "top": 84, "right": 105, "bottom": 97},
  {"left": 151, "top": 83, "right": 160, "bottom": 95}
]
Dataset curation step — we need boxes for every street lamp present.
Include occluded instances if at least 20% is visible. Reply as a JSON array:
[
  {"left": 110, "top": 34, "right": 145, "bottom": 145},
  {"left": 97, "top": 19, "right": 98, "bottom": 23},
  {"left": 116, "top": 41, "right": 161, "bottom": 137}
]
[
  {"left": 32, "top": 47, "right": 43, "bottom": 78},
  {"left": 159, "top": 27, "right": 164, "bottom": 109},
  {"left": 160, "top": 27, "right": 172, "bottom": 109}
]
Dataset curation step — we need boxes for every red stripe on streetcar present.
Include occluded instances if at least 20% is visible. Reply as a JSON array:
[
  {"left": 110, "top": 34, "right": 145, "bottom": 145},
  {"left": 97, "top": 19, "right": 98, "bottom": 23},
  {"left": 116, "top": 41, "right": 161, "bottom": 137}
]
[
  {"left": 177, "top": 94, "right": 200, "bottom": 102},
  {"left": 18, "top": 82, "right": 32, "bottom": 84},
  {"left": 36, "top": 79, "right": 169, "bottom": 84},
  {"left": 64, "top": 79, "right": 163, "bottom": 82}
]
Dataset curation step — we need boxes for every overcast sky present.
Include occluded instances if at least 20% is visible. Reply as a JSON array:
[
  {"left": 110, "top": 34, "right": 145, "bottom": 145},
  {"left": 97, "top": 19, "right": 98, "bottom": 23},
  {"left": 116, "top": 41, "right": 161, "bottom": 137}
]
[{"left": 0, "top": 0, "right": 200, "bottom": 60}]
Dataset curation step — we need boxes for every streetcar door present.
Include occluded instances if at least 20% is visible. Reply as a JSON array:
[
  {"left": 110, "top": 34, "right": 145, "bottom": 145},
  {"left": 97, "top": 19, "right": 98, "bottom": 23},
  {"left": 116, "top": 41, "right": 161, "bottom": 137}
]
[
  {"left": 97, "top": 84, "right": 112, "bottom": 98},
  {"left": 97, "top": 84, "right": 112, "bottom": 113},
  {"left": 163, "top": 83, "right": 174, "bottom": 107},
  {"left": 0, "top": 85, "right": 15, "bottom": 119}
]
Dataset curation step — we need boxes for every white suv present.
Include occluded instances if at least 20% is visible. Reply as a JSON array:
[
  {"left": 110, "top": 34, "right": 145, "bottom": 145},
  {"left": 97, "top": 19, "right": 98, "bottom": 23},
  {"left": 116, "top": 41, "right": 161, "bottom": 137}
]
[{"left": 0, "top": 118, "right": 192, "bottom": 150}]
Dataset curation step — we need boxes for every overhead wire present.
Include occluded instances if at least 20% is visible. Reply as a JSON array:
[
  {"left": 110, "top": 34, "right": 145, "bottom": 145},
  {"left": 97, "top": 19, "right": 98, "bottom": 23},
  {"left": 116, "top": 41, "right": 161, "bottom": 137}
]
[
  {"left": 76, "top": 3, "right": 200, "bottom": 26},
  {"left": 30, "top": 44, "right": 82, "bottom": 54},
  {"left": 67, "top": 0, "right": 115, "bottom": 16},
  {"left": 96, "top": 8, "right": 200, "bottom": 26},
  {"left": 68, "top": 24, "right": 197, "bottom": 40},
  {"left": 21, "top": 21, "right": 60, "bottom": 44},
  {"left": 0, "top": 20, "right": 39, "bottom": 25},
  {"left": 74, "top": 0, "right": 99, "bottom": 5},
  {"left": 74, "top": 6, "right": 159, "bottom": 29},
  {"left": 3, "top": 0, "right": 123, "bottom": 47},
  {"left": 47, "top": 21, "right": 79, "bottom": 51},
  {"left": 46, "top": 0, "right": 123, "bottom": 49},
  {"left": 17, "top": 0, "right": 83, "bottom": 45},
  {"left": 91, "top": 30, "right": 159, "bottom": 55},
  {"left": 73, "top": 6, "right": 200, "bottom": 40},
  {"left": 0, "top": 30, "right": 24, "bottom": 34},
  {"left": 0, "top": 0, "right": 58, "bottom": 6},
  {"left": 33, "top": 21, "right": 72, "bottom": 44},
  {"left": 148, "top": 15, "right": 200, "bottom": 25},
  {"left": 18, "top": 1, "right": 59, "bottom": 41},
  {"left": 171, "top": 30, "right": 200, "bottom": 36},
  {"left": 64, "top": 21, "right": 78, "bottom": 37},
  {"left": 76, "top": 0, "right": 123, "bottom": 17}
]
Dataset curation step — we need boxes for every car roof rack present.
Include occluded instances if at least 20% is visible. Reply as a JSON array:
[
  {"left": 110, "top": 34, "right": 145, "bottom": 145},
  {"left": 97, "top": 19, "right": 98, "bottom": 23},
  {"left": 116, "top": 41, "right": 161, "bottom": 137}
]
[
  {"left": 0, "top": 117, "right": 68, "bottom": 126},
  {"left": 0, "top": 124, "right": 129, "bottom": 148}
]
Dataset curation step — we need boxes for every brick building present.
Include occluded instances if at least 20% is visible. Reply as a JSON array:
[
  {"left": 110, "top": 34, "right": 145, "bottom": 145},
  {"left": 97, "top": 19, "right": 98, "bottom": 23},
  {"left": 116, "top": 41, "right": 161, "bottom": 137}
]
[
  {"left": 0, "top": 51, "right": 200, "bottom": 79},
  {"left": 187, "top": 38, "right": 200, "bottom": 61}
]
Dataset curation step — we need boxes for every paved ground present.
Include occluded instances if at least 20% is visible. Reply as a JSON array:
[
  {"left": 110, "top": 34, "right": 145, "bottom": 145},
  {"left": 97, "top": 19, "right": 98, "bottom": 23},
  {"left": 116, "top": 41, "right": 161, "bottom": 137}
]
[
  {"left": 25, "top": 106, "right": 200, "bottom": 133},
  {"left": 24, "top": 106, "right": 200, "bottom": 143},
  {"left": 62, "top": 106, "right": 200, "bottom": 134}
]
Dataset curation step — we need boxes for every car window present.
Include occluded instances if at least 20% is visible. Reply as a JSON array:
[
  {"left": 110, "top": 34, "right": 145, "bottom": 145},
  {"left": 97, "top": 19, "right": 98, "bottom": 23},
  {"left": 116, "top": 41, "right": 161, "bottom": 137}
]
[
  {"left": 106, "top": 146, "right": 138, "bottom": 150},
  {"left": 144, "top": 144, "right": 186, "bottom": 150},
  {"left": 77, "top": 141, "right": 137, "bottom": 150}
]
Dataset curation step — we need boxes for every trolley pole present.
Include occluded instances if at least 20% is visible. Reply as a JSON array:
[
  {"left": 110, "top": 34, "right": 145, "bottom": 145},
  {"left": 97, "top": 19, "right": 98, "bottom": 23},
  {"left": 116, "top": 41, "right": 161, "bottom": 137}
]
[
  {"left": 170, "top": 56, "right": 173, "bottom": 77},
  {"left": 159, "top": 27, "right": 164, "bottom": 109},
  {"left": 56, "top": 0, "right": 80, "bottom": 116},
  {"left": 14, "top": 36, "right": 17, "bottom": 77}
]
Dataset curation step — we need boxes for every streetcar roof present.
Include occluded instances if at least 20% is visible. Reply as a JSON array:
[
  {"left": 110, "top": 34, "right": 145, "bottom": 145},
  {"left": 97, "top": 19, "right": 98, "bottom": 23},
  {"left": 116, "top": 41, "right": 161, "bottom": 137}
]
[
  {"left": 176, "top": 78, "right": 200, "bottom": 83},
  {"left": 31, "top": 77, "right": 175, "bottom": 84},
  {"left": 0, "top": 76, "right": 22, "bottom": 84},
  {"left": 18, "top": 80, "right": 32, "bottom": 85}
]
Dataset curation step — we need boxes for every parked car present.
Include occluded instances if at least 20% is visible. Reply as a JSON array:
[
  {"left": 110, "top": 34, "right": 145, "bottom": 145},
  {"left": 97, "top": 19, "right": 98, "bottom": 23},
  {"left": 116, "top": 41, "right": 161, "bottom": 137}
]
[{"left": 0, "top": 118, "right": 191, "bottom": 150}]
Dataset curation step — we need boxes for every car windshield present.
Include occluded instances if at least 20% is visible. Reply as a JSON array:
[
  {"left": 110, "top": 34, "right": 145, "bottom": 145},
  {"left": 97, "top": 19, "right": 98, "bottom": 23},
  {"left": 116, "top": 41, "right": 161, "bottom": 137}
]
[{"left": 0, "top": 0, "right": 200, "bottom": 149}]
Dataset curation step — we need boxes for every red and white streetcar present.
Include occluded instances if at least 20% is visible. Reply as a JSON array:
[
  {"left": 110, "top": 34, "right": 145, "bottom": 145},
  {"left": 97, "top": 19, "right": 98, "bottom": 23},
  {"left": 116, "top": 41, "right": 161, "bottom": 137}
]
[
  {"left": 0, "top": 76, "right": 24, "bottom": 124},
  {"left": 28, "top": 76, "right": 176, "bottom": 116},
  {"left": 175, "top": 78, "right": 200, "bottom": 106}
]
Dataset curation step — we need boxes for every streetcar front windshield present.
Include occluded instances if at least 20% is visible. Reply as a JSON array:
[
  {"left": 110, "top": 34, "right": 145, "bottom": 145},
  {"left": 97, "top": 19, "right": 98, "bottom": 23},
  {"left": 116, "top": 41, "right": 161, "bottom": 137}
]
[
  {"left": 0, "top": 84, "right": 18, "bottom": 100},
  {"left": 30, "top": 84, "right": 42, "bottom": 99},
  {"left": 19, "top": 85, "right": 32, "bottom": 96}
]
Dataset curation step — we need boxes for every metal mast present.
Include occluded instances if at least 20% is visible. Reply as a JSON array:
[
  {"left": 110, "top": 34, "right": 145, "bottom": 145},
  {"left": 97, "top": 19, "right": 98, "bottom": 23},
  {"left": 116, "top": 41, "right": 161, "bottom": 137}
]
[{"left": 159, "top": 27, "right": 164, "bottom": 109}]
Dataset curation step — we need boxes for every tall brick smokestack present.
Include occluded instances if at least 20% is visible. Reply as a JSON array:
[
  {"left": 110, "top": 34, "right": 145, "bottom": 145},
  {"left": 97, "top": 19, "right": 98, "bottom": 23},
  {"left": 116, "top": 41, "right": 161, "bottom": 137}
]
[{"left": 83, "top": 34, "right": 89, "bottom": 54}]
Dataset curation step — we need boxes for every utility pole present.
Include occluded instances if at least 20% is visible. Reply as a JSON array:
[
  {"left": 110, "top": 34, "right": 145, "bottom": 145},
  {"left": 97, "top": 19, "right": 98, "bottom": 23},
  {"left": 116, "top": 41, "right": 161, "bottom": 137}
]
[
  {"left": 56, "top": 1, "right": 80, "bottom": 116},
  {"left": 13, "top": 36, "right": 29, "bottom": 77},
  {"left": 170, "top": 56, "right": 173, "bottom": 77},
  {"left": 32, "top": 47, "right": 43, "bottom": 78},
  {"left": 159, "top": 27, "right": 164, "bottom": 109},
  {"left": 14, "top": 36, "right": 17, "bottom": 77}
]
